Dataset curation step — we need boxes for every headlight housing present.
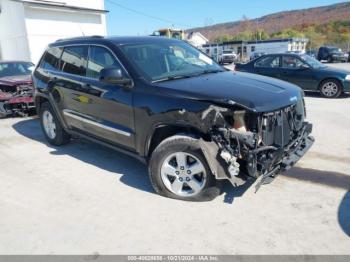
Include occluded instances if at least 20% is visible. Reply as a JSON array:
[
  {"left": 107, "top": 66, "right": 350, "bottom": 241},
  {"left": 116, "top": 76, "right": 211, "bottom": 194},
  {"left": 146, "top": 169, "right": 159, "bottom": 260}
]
[{"left": 345, "top": 75, "right": 350, "bottom": 81}]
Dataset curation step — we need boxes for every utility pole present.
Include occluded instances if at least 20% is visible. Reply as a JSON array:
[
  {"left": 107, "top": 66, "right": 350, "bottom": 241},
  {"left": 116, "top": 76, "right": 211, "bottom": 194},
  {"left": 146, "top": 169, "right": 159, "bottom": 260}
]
[
  {"left": 256, "top": 18, "right": 259, "bottom": 43},
  {"left": 216, "top": 43, "right": 219, "bottom": 63}
]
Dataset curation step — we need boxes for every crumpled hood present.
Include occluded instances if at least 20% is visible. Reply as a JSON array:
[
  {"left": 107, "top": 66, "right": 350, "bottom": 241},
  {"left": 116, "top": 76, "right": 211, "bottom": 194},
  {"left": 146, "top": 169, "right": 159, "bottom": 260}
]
[
  {"left": 155, "top": 71, "right": 303, "bottom": 112},
  {"left": 0, "top": 75, "right": 32, "bottom": 87}
]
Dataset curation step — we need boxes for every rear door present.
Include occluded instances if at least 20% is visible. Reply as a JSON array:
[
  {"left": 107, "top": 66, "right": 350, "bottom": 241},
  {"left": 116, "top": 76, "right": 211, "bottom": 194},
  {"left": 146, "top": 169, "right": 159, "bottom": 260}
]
[
  {"left": 51, "top": 45, "right": 90, "bottom": 129},
  {"left": 253, "top": 55, "right": 282, "bottom": 78},
  {"left": 61, "top": 45, "right": 135, "bottom": 150}
]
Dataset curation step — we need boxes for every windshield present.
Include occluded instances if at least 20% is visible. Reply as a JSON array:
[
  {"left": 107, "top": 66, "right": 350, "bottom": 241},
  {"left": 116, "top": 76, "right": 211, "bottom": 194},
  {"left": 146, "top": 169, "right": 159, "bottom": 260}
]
[
  {"left": 301, "top": 55, "right": 326, "bottom": 69},
  {"left": 119, "top": 41, "right": 224, "bottom": 82},
  {"left": 0, "top": 62, "right": 34, "bottom": 78},
  {"left": 329, "top": 48, "right": 342, "bottom": 53}
]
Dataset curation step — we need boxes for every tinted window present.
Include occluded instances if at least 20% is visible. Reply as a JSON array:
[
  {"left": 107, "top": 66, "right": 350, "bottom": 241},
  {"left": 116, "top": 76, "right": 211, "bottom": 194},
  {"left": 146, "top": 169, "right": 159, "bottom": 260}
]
[
  {"left": 40, "top": 47, "right": 62, "bottom": 70},
  {"left": 60, "top": 46, "right": 88, "bottom": 76},
  {"left": 255, "top": 56, "right": 280, "bottom": 68},
  {"left": 87, "top": 46, "right": 121, "bottom": 79},
  {"left": 282, "top": 56, "right": 305, "bottom": 69}
]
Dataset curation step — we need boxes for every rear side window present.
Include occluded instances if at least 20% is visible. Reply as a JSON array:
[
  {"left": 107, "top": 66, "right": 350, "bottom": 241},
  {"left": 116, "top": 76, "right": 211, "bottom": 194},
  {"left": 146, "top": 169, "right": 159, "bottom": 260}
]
[
  {"left": 60, "top": 46, "right": 88, "bottom": 76},
  {"left": 40, "top": 47, "right": 63, "bottom": 71},
  {"left": 87, "top": 46, "right": 122, "bottom": 79},
  {"left": 255, "top": 56, "right": 280, "bottom": 68}
]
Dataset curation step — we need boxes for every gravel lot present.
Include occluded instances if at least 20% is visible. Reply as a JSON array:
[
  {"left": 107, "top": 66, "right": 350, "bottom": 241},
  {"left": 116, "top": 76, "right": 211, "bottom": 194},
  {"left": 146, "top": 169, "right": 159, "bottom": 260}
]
[{"left": 0, "top": 64, "right": 349, "bottom": 255}]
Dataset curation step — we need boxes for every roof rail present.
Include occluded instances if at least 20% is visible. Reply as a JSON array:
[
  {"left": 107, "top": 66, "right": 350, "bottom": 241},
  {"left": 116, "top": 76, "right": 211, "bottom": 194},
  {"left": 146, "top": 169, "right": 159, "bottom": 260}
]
[{"left": 55, "top": 35, "right": 104, "bottom": 42}]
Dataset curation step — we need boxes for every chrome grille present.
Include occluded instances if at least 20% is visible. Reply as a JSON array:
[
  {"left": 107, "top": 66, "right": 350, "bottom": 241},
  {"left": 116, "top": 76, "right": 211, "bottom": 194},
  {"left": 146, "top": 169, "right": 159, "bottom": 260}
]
[{"left": 261, "top": 100, "right": 305, "bottom": 147}]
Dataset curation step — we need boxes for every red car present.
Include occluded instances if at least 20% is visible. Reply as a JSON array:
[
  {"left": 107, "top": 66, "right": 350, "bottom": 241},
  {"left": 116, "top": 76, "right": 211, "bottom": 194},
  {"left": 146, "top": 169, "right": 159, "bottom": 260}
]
[{"left": 0, "top": 61, "right": 35, "bottom": 118}]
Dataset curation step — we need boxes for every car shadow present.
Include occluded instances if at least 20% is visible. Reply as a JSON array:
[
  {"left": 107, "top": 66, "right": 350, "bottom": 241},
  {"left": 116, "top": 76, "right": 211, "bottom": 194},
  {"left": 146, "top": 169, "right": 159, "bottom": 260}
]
[
  {"left": 304, "top": 91, "right": 350, "bottom": 99},
  {"left": 12, "top": 118, "right": 154, "bottom": 195},
  {"left": 11, "top": 118, "right": 350, "bottom": 235},
  {"left": 221, "top": 178, "right": 256, "bottom": 204},
  {"left": 12, "top": 118, "right": 257, "bottom": 203},
  {"left": 283, "top": 167, "right": 350, "bottom": 237}
]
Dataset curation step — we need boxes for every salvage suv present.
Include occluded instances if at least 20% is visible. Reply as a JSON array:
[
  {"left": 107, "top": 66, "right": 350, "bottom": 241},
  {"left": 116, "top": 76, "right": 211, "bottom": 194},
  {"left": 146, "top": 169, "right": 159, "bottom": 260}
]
[{"left": 33, "top": 36, "right": 314, "bottom": 201}]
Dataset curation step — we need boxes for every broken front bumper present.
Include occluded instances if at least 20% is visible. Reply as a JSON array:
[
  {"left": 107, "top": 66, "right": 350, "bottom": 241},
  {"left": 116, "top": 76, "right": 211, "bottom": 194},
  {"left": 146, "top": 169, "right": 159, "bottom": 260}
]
[
  {"left": 255, "top": 123, "right": 314, "bottom": 191},
  {"left": 200, "top": 122, "right": 314, "bottom": 190},
  {"left": 0, "top": 93, "right": 34, "bottom": 117}
]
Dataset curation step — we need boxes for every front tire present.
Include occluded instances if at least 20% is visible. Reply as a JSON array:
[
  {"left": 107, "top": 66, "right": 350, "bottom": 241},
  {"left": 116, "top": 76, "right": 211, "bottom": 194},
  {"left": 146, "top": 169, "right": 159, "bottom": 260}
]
[
  {"left": 320, "top": 79, "right": 342, "bottom": 98},
  {"left": 40, "top": 102, "right": 70, "bottom": 146},
  {"left": 149, "top": 135, "right": 221, "bottom": 201}
]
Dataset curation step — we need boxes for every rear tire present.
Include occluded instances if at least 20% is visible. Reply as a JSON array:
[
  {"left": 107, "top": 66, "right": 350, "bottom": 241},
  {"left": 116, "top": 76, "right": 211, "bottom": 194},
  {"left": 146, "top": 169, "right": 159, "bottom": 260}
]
[
  {"left": 319, "top": 79, "right": 342, "bottom": 98},
  {"left": 149, "top": 135, "right": 221, "bottom": 201},
  {"left": 40, "top": 102, "right": 70, "bottom": 146}
]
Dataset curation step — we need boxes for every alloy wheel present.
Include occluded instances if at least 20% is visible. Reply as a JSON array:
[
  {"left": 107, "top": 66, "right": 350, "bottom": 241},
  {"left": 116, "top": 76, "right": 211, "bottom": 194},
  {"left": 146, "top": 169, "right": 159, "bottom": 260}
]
[
  {"left": 321, "top": 82, "right": 338, "bottom": 97},
  {"left": 160, "top": 152, "right": 207, "bottom": 197},
  {"left": 42, "top": 110, "right": 56, "bottom": 139}
]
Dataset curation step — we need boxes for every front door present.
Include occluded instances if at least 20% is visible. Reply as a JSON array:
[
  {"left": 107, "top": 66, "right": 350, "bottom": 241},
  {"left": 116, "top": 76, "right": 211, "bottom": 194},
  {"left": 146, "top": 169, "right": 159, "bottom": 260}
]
[{"left": 279, "top": 55, "right": 317, "bottom": 90}]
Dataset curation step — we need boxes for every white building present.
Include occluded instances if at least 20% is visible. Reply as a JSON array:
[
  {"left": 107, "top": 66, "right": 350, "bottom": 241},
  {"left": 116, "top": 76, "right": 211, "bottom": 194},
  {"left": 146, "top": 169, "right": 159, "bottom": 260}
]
[
  {"left": 0, "top": 0, "right": 108, "bottom": 64},
  {"left": 202, "top": 38, "right": 309, "bottom": 61},
  {"left": 245, "top": 38, "right": 308, "bottom": 56},
  {"left": 186, "top": 32, "right": 209, "bottom": 48}
]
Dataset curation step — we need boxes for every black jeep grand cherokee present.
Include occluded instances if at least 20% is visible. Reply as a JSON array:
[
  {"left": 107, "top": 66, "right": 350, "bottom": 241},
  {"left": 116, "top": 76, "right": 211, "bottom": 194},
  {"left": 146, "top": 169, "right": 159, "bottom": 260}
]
[{"left": 33, "top": 36, "right": 314, "bottom": 201}]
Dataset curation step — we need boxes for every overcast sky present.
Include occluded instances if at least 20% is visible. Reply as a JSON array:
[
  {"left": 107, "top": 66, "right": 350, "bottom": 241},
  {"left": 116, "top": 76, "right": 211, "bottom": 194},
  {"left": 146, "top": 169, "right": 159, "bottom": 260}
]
[{"left": 105, "top": 0, "right": 348, "bottom": 36}]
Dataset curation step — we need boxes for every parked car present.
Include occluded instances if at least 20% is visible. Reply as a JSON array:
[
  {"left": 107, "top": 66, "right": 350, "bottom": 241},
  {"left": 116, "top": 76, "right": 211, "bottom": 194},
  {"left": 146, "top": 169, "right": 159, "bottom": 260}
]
[
  {"left": 0, "top": 61, "right": 35, "bottom": 118},
  {"left": 250, "top": 52, "right": 266, "bottom": 61},
  {"left": 306, "top": 50, "right": 317, "bottom": 59},
  {"left": 33, "top": 36, "right": 314, "bottom": 201},
  {"left": 317, "top": 46, "right": 347, "bottom": 63},
  {"left": 235, "top": 53, "right": 350, "bottom": 98},
  {"left": 219, "top": 50, "right": 237, "bottom": 64}
]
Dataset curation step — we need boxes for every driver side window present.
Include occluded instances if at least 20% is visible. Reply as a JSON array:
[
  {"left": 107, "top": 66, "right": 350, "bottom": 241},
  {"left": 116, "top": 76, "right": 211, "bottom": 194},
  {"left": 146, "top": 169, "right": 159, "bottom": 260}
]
[
  {"left": 87, "top": 46, "right": 122, "bottom": 79},
  {"left": 282, "top": 56, "right": 305, "bottom": 69}
]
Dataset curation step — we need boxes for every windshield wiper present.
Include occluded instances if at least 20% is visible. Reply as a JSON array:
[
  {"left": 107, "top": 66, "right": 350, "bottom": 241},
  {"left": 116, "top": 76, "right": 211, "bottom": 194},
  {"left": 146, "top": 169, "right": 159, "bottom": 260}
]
[
  {"left": 189, "top": 69, "right": 224, "bottom": 77},
  {"left": 203, "top": 69, "right": 224, "bottom": 74},
  {"left": 152, "top": 74, "right": 193, "bottom": 83},
  {"left": 152, "top": 69, "right": 224, "bottom": 83}
]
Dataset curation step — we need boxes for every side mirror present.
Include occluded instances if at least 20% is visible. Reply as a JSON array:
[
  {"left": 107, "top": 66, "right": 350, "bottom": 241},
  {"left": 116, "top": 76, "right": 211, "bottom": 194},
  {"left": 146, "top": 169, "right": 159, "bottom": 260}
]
[
  {"left": 299, "top": 64, "right": 310, "bottom": 70},
  {"left": 99, "top": 67, "right": 132, "bottom": 86}
]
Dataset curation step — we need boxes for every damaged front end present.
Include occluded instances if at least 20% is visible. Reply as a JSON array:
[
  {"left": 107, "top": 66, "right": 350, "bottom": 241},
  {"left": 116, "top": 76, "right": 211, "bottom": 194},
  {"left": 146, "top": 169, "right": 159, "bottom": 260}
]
[
  {"left": 200, "top": 98, "right": 314, "bottom": 191},
  {"left": 0, "top": 83, "right": 35, "bottom": 118}
]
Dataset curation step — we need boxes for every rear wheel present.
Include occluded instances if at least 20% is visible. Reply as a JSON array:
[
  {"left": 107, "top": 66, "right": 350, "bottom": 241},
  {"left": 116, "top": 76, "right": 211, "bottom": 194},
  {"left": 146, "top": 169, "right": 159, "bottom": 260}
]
[
  {"left": 149, "top": 135, "right": 221, "bottom": 201},
  {"left": 40, "top": 102, "right": 70, "bottom": 145},
  {"left": 320, "top": 79, "right": 342, "bottom": 98}
]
